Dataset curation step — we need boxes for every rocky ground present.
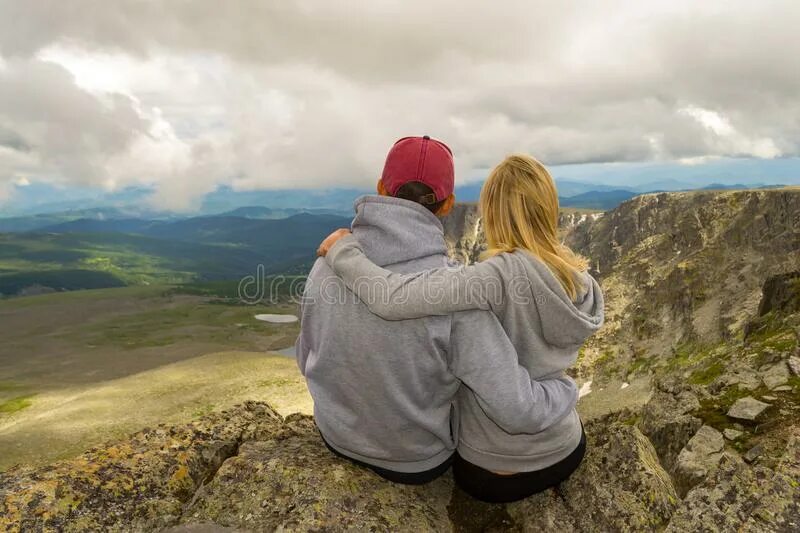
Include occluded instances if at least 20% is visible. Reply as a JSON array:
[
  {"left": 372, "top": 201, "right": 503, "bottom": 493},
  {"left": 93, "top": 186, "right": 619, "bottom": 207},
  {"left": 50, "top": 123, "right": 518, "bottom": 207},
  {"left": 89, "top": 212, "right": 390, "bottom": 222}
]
[{"left": 0, "top": 389, "right": 796, "bottom": 532}]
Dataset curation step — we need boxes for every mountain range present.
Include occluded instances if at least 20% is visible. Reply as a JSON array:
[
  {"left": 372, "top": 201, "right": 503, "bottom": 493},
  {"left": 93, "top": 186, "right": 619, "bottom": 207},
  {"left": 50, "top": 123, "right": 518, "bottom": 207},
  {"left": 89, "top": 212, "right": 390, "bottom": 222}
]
[
  {"left": 2, "top": 182, "right": 796, "bottom": 297},
  {"left": 2, "top": 176, "right": 791, "bottom": 219}
]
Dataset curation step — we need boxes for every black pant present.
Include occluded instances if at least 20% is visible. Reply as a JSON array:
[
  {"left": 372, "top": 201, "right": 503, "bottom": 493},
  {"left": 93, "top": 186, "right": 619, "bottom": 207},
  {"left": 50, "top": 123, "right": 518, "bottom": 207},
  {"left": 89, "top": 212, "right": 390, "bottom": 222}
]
[
  {"left": 453, "top": 428, "right": 587, "bottom": 503},
  {"left": 320, "top": 432, "right": 455, "bottom": 485}
]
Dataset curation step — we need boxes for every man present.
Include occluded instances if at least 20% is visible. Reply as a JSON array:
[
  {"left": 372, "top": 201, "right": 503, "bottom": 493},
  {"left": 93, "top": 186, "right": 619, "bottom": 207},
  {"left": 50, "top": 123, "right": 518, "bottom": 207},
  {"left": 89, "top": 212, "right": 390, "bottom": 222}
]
[{"left": 296, "top": 135, "right": 576, "bottom": 484}]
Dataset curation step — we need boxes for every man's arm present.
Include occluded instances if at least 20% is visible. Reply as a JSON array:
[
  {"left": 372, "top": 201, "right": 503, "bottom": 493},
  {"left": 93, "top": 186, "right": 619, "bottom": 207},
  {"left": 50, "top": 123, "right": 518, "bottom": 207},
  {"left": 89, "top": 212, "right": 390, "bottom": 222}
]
[
  {"left": 449, "top": 310, "right": 578, "bottom": 435},
  {"left": 295, "top": 259, "right": 324, "bottom": 376},
  {"left": 295, "top": 332, "right": 309, "bottom": 376}
]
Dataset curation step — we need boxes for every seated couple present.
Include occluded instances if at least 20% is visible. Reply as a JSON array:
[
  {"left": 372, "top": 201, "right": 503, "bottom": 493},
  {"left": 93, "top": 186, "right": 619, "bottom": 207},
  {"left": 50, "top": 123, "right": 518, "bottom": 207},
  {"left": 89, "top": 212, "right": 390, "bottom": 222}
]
[{"left": 296, "top": 136, "right": 604, "bottom": 503}]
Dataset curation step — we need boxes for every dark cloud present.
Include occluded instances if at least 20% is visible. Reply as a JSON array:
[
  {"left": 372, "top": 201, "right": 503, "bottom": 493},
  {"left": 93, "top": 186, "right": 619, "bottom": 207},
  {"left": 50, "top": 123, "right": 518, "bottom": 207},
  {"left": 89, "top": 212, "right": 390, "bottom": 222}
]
[{"left": 0, "top": 125, "right": 31, "bottom": 153}]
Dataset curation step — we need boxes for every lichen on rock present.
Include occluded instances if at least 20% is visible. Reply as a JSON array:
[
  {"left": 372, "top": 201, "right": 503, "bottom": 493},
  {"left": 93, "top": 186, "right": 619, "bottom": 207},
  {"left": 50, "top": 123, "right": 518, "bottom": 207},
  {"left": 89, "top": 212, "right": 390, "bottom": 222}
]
[
  {"left": 0, "top": 402, "right": 283, "bottom": 532},
  {"left": 0, "top": 404, "right": 686, "bottom": 532},
  {"left": 672, "top": 425, "right": 725, "bottom": 497}
]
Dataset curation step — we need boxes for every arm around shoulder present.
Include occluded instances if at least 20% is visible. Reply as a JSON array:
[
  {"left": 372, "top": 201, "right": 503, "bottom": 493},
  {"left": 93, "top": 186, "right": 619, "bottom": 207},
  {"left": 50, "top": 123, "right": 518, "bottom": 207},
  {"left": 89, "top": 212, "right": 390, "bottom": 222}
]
[{"left": 326, "top": 235, "right": 506, "bottom": 320}]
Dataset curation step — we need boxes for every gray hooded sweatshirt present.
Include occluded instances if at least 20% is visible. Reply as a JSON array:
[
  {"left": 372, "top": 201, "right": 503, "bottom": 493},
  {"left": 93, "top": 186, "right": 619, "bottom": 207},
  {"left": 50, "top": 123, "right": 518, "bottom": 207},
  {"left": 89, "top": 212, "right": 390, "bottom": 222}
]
[
  {"left": 297, "top": 195, "right": 578, "bottom": 473},
  {"left": 325, "top": 214, "right": 604, "bottom": 472}
]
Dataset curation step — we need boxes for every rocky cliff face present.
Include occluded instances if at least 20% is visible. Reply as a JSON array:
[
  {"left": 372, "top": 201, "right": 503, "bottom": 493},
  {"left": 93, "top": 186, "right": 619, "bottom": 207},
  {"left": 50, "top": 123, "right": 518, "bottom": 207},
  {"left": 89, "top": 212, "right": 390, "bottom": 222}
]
[
  {"left": 564, "top": 189, "right": 800, "bottom": 382},
  {"left": 2, "top": 189, "right": 799, "bottom": 532},
  {"left": 440, "top": 205, "right": 602, "bottom": 265},
  {"left": 441, "top": 203, "right": 484, "bottom": 264}
]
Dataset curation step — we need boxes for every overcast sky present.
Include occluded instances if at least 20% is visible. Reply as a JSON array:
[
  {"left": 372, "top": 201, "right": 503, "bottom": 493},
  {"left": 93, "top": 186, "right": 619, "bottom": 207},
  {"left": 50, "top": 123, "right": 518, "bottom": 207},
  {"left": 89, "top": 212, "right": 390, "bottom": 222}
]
[{"left": 0, "top": 1, "right": 798, "bottom": 210}]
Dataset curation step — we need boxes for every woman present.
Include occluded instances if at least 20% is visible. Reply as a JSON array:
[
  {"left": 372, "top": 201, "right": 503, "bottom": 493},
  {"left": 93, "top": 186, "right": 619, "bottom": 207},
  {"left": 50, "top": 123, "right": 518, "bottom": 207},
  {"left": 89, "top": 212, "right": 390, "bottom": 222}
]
[{"left": 317, "top": 154, "right": 604, "bottom": 502}]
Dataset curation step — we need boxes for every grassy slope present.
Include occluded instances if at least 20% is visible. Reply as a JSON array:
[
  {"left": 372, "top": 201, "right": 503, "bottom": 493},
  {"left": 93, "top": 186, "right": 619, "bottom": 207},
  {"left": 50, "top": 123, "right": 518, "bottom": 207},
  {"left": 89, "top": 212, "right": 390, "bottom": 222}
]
[
  {"left": 0, "top": 285, "right": 310, "bottom": 471},
  {"left": 0, "top": 351, "right": 312, "bottom": 471}
]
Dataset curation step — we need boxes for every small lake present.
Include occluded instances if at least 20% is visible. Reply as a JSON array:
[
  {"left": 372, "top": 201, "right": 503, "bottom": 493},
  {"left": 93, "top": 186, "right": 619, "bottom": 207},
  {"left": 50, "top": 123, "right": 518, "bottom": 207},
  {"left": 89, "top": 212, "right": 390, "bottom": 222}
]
[
  {"left": 254, "top": 314, "right": 298, "bottom": 324},
  {"left": 253, "top": 313, "right": 299, "bottom": 357}
]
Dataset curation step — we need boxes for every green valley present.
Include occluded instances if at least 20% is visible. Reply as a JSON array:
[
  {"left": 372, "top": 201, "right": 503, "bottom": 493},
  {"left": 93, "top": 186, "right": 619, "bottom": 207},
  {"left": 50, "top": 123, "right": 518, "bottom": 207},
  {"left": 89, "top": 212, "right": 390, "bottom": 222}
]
[{"left": 0, "top": 212, "right": 351, "bottom": 297}]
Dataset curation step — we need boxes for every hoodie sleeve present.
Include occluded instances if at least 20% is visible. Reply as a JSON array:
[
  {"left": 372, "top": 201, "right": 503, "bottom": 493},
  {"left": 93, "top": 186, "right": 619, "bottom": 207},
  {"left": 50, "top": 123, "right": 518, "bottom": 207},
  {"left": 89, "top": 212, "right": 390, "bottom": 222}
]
[
  {"left": 295, "top": 258, "right": 324, "bottom": 375},
  {"left": 326, "top": 234, "right": 508, "bottom": 320},
  {"left": 448, "top": 309, "right": 579, "bottom": 435}
]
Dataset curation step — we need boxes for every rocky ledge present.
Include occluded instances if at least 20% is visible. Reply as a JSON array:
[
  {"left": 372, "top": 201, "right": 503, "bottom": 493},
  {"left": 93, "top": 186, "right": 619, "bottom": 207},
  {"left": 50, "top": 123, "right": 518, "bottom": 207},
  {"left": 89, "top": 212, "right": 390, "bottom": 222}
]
[{"left": 1, "top": 398, "right": 797, "bottom": 532}]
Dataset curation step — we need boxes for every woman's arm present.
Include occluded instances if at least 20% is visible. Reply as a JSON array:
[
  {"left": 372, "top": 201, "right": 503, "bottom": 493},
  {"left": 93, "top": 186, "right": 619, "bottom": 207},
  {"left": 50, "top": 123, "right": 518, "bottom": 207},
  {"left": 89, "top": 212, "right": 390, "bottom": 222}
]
[{"left": 325, "top": 233, "right": 507, "bottom": 320}]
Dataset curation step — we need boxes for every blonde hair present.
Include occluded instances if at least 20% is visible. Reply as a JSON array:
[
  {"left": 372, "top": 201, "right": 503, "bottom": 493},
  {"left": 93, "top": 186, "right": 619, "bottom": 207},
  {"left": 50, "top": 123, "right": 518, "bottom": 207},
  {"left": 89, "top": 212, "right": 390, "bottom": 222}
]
[{"left": 479, "top": 154, "right": 588, "bottom": 300}]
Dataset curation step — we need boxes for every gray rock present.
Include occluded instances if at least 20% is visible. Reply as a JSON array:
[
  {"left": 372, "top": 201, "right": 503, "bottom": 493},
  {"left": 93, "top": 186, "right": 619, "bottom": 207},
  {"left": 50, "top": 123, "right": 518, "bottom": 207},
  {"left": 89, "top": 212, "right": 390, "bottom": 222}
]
[
  {"left": 761, "top": 361, "right": 790, "bottom": 389},
  {"left": 788, "top": 355, "right": 800, "bottom": 377},
  {"left": 0, "top": 402, "right": 683, "bottom": 532},
  {"left": 506, "top": 421, "right": 678, "bottom": 532},
  {"left": 743, "top": 444, "right": 765, "bottom": 464},
  {"left": 761, "top": 395, "right": 778, "bottom": 402},
  {"left": 727, "top": 397, "right": 771, "bottom": 422},
  {"left": 667, "top": 455, "right": 752, "bottom": 532},
  {"left": 755, "top": 271, "right": 800, "bottom": 316},
  {"left": 164, "top": 524, "right": 242, "bottom": 533},
  {"left": 714, "top": 365, "right": 762, "bottom": 391},
  {"left": 182, "top": 416, "right": 456, "bottom": 532},
  {"left": 1, "top": 388, "right": 796, "bottom": 533},
  {"left": 666, "top": 437, "right": 800, "bottom": 533},
  {"left": 639, "top": 390, "right": 702, "bottom": 471},
  {"left": 186, "top": 414, "right": 679, "bottom": 533},
  {"left": 0, "top": 401, "right": 285, "bottom": 532},
  {"left": 723, "top": 428, "right": 744, "bottom": 441},
  {"left": 672, "top": 426, "right": 725, "bottom": 497},
  {"left": 761, "top": 348, "right": 784, "bottom": 365}
]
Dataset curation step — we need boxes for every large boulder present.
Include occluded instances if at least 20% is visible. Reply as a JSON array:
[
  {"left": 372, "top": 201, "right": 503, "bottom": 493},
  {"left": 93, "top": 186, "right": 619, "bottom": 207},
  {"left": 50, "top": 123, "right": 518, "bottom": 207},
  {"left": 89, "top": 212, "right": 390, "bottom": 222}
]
[
  {"left": 507, "top": 421, "right": 678, "bottom": 532},
  {"left": 711, "top": 361, "right": 762, "bottom": 392},
  {"left": 638, "top": 389, "right": 702, "bottom": 471},
  {"left": 181, "top": 415, "right": 454, "bottom": 531},
  {"left": 13, "top": 399, "right": 797, "bottom": 532},
  {"left": 788, "top": 355, "right": 800, "bottom": 377},
  {"left": 666, "top": 428, "right": 800, "bottom": 532},
  {"left": 761, "top": 361, "right": 791, "bottom": 390},
  {"left": 0, "top": 402, "right": 681, "bottom": 532},
  {"left": 726, "top": 397, "right": 772, "bottom": 422},
  {"left": 0, "top": 402, "right": 283, "bottom": 532},
  {"left": 671, "top": 426, "right": 725, "bottom": 497},
  {"left": 185, "top": 413, "right": 679, "bottom": 532}
]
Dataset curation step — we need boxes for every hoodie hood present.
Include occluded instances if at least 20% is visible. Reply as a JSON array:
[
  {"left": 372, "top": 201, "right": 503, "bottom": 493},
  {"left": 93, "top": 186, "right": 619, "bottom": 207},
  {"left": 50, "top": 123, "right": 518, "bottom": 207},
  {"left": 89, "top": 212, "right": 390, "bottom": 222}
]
[
  {"left": 514, "top": 250, "right": 604, "bottom": 349},
  {"left": 350, "top": 195, "right": 448, "bottom": 267}
]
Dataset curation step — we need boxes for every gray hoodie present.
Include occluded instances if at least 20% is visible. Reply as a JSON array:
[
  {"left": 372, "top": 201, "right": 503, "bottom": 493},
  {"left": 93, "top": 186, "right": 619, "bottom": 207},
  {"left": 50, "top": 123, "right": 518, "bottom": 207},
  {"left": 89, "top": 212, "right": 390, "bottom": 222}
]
[
  {"left": 325, "top": 214, "right": 604, "bottom": 472},
  {"left": 297, "top": 195, "right": 578, "bottom": 473}
]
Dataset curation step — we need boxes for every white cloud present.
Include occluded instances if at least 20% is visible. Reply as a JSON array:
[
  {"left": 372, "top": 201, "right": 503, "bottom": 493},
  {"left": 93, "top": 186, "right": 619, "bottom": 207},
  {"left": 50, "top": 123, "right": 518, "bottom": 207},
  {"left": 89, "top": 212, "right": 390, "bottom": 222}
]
[
  {"left": 680, "top": 107, "right": 735, "bottom": 137},
  {"left": 0, "top": 0, "right": 798, "bottom": 209},
  {"left": 680, "top": 105, "right": 781, "bottom": 159}
]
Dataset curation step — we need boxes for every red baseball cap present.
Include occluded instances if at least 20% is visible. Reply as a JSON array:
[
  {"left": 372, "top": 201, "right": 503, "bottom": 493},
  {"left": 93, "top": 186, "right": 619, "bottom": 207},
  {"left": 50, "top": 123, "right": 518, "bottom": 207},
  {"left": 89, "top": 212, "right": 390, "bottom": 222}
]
[{"left": 381, "top": 136, "right": 454, "bottom": 202}]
